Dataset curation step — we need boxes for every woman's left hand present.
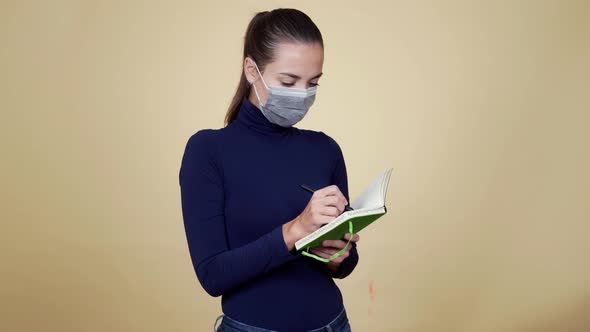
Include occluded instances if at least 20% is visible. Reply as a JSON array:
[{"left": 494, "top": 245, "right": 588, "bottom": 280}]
[{"left": 309, "top": 233, "right": 360, "bottom": 272}]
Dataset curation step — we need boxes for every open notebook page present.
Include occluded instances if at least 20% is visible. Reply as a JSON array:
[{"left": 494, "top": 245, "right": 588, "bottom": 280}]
[{"left": 350, "top": 168, "right": 393, "bottom": 210}]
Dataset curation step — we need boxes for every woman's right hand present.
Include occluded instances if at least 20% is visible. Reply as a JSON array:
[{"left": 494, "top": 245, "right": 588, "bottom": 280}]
[
  {"left": 296, "top": 185, "right": 348, "bottom": 236},
  {"left": 283, "top": 185, "right": 348, "bottom": 252}
]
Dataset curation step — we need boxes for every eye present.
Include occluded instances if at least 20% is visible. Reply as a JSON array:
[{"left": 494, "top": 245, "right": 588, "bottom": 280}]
[{"left": 280, "top": 82, "right": 320, "bottom": 88}]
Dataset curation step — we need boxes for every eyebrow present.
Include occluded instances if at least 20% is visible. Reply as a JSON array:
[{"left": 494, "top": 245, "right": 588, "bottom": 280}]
[{"left": 279, "top": 72, "right": 323, "bottom": 80}]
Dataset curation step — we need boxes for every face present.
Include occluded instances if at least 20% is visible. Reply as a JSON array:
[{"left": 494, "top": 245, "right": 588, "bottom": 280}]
[{"left": 244, "top": 42, "right": 324, "bottom": 107}]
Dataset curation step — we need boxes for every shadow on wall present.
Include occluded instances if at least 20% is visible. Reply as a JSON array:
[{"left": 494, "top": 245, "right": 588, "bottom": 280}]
[{"left": 518, "top": 297, "right": 590, "bottom": 332}]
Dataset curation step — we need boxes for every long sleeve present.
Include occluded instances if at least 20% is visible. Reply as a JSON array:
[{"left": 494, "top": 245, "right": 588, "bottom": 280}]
[
  {"left": 179, "top": 130, "right": 299, "bottom": 297},
  {"left": 326, "top": 134, "right": 359, "bottom": 279}
]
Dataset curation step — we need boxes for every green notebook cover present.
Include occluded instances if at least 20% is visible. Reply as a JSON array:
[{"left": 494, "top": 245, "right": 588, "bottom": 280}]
[
  {"left": 295, "top": 207, "right": 388, "bottom": 251},
  {"left": 295, "top": 167, "right": 393, "bottom": 252}
]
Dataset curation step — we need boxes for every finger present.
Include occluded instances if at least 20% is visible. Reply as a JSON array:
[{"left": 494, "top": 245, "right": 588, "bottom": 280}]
[
  {"left": 317, "top": 185, "right": 339, "bottom": 197},
  {"left": 318, "top": 185, "right": 349, "bottom": 206},
  {"left": 322, "top": 239, "right": 348, "bottom": 249},
  {"left": 318, "top": 204, "right": 339, "bottom": 217},
  {"left": 315, "top": 245, "right": 351, "bottom": 258},
  {"left": 309, "top": 248, "right": 321, "bottom": 256},
  {"left": 315, "top": 196, "right": 343, "bottom": 216},
  {"left": 330, "top": 256, "right": 345, "bottom": 264},
  {"left": 315, "top": 247, "right": 350, "bottom": 258},
  {"left": 320, "top": 196, "right": 342, "bottom": 210},
  {"left": 311, "top": 249, "right": 348, "bottom": 263},
  {"left": 324, "top": 194, "right": 346, "bottom": 214},
  {"left": 329, "top": 188, "right": 348, "bottom": 212},
  {"left": 343, "top": 233, "right": 360, "bottom": 242},
  {"left": 311, "top": 248, "right": 340, "bottom": 259},
  {"left": 312, "top": 249, "right": 345, "bottom": 263},
  {"left": 321, "top": 247, "right": 340, "bottom": 256}
]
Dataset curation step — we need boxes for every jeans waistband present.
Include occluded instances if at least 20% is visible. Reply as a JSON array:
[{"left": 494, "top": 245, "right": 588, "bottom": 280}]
[{"left": 213, "top": 307, "right": 348, "bottom": 332}]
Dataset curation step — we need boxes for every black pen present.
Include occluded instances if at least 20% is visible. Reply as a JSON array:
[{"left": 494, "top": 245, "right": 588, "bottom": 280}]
[{"left": 300, "top": 184, "right": 354, "bottom": 211}]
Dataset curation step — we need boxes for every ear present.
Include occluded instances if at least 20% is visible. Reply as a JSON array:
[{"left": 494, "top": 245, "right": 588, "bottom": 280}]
[{"left": 243, "top": 57, "right": 259, "bottom": 84}]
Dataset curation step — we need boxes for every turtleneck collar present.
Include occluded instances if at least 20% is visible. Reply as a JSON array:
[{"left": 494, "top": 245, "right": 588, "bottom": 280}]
[{"left": 236, "top": 96, "right": 292, "bottom": 135}]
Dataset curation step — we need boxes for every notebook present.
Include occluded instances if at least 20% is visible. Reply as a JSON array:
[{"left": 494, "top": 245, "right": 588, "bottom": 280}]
[{"left": 295, "top": 167, "right": 393, "bottom": 251}]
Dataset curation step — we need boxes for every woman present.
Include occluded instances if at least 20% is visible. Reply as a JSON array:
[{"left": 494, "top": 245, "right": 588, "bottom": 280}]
[{"left": 179, "top": 8, "right": 360, "bottom": 332}]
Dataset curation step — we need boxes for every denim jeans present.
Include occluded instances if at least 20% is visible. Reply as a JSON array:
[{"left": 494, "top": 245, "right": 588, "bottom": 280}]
[{"left": 213, "top": 307, "right": 352, "bottom": 332}]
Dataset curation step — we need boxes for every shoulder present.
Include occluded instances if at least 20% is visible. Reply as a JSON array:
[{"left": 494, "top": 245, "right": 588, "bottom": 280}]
[
  {"left": 296, "top": 128, "right": 339, "bottom": 148},
  {"left": 185, "top": 128, "right": 224, "bottom": 149},
  {"left": 179, "top": 129, "right": 224, "bottom": 181},
  {"left": 297, "top": 128, "right": 345, "bottom": 163},
  {"left": 318, "top": 130, "right": 344, "bottom": 156},
  {"left": 182, "top": 128, "right": 225, "bottom": 162}
]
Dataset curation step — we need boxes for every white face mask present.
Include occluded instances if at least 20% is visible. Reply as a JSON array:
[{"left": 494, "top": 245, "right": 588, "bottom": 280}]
[{"left": 251, "top": 61, "right": 317, "bottom": 127}]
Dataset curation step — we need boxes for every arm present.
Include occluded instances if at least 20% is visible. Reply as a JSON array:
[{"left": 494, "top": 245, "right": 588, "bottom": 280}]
[
  {"left": 179, "top": 130, "right": 299, "bottom": 297},
  {"left": 325, "top": 134, "right": 359, "bottom": 279}
]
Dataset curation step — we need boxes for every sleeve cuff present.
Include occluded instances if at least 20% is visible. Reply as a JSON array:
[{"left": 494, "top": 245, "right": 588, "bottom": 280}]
[
  {"left": 332, "top": 241, "right": 358, "bottom": 278},
  {"left": 268, "top": 224, "right": 300, "bottom": 265}
]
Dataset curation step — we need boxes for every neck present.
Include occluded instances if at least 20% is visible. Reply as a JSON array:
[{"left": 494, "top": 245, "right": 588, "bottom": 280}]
[{"left": 247, "top": 91, "right": 260, "bottom": 110}]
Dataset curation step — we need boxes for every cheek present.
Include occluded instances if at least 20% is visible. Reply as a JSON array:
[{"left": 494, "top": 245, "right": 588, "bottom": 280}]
[{"left": 253, "top": 82, "right": 268, "bottom": 101}]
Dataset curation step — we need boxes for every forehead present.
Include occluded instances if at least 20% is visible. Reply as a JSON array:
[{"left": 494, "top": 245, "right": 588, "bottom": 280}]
[{"left": 266, "top": 42, "right": 324, "bottom": 77}]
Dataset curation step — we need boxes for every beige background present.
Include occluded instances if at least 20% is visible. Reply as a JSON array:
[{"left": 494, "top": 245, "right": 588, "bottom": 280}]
[{"left": 1, "top": 0, "right": 589, "bottom": 331}]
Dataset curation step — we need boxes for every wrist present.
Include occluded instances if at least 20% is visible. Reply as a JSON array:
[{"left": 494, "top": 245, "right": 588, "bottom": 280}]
[{"left": 283, "top": 216, "right": 305, "bottom": 252}]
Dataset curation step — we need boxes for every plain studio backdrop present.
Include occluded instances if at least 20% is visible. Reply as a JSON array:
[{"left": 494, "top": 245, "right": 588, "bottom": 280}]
[{"left": 1, "top": 1, "right": 589, "bottom": 331}]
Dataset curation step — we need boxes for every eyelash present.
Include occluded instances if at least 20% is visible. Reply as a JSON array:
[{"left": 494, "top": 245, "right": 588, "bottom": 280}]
[{"left": 281, "top": 82, "right": 320, "bottom": 87}]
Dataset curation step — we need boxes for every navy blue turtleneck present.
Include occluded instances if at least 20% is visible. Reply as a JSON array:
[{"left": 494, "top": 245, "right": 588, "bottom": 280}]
[{"left": 179, "top": 96, "right": 359, "bottom": 331}]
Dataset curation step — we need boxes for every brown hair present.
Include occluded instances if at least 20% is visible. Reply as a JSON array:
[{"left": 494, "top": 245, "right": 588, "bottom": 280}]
[{"left": 224, "top": 8, "right": 324, "bottom": 126}]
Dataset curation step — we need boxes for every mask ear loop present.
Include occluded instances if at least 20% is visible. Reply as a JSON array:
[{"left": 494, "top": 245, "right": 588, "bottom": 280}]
[
  {"left": 253, "top": 61, "right": 269, "bottom": 90},
  {"left": 251, "top": 61, "right": 269, "bottom": 109},
  {"left": 301, "top": 221, "right": 354, "bottom": 263}
]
